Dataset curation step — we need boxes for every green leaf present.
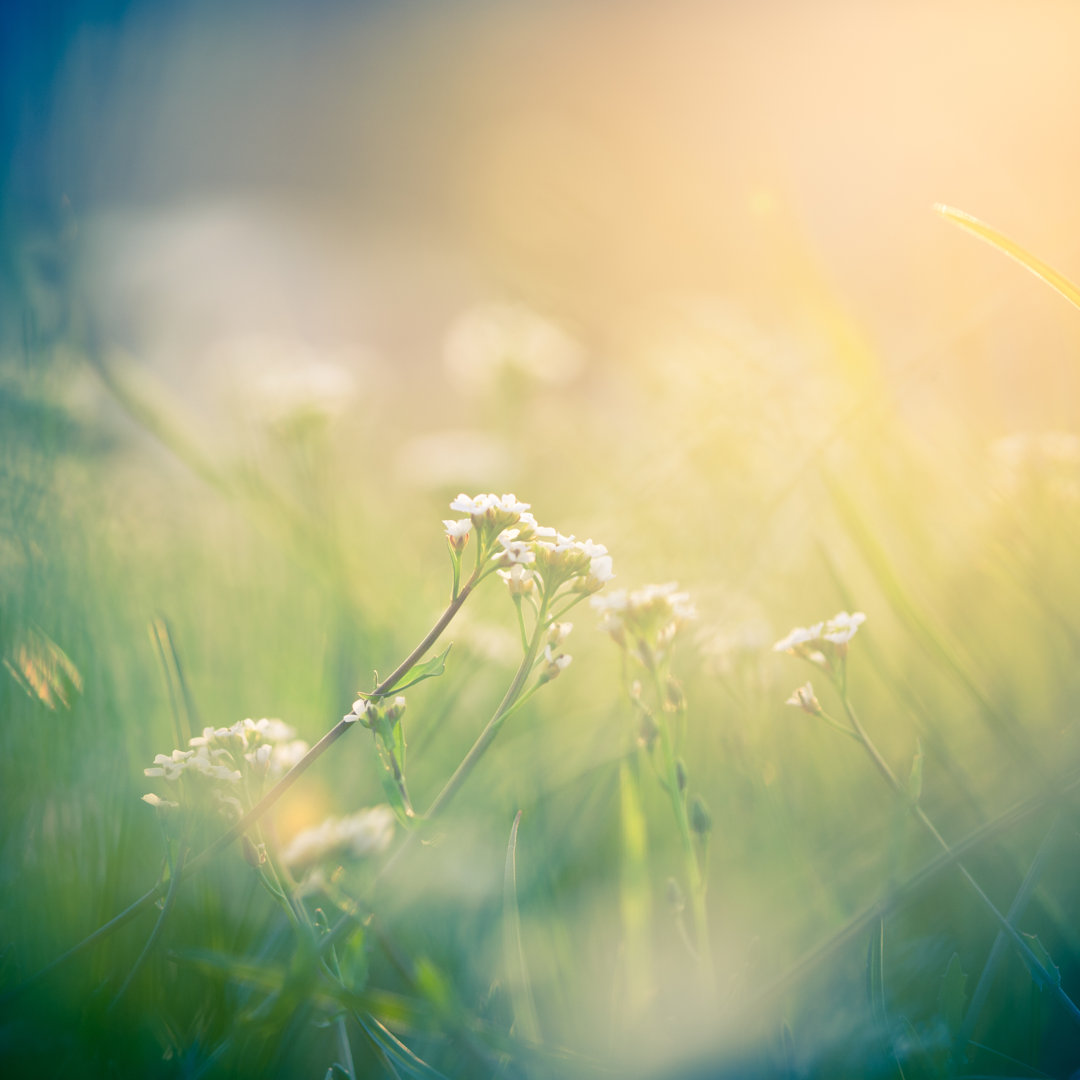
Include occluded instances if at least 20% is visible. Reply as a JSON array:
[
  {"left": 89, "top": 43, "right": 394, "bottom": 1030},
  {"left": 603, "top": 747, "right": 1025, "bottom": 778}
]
[
  {"left": 1020, "top": 932, "right": 1062, "bottom": 990},
  {"left": 384, "top": 645, "right": 453, "bottom": 694},
  {"left": 503, "top": 810, "right": 541, "bottom": 1043},
  {"left": 937, "top": 952, "right": 966, "bottom": 1035}
]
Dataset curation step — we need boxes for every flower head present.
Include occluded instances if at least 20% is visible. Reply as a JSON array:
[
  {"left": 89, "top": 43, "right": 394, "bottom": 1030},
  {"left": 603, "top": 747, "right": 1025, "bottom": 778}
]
[
  {"left": 592, "top": 583, "right": 695, "bottom": 663},
  {"left": 773, "top": 611, "right": 866, "bottom": 674},
  {"left": 785, "top": 682, "right": 822, "bottom": 716},
  {"left": 443, "top": 518, "right": 472, "bottom": 552},
  {"left": 282, "top": 805, "right": 396, "bottom": 870}
]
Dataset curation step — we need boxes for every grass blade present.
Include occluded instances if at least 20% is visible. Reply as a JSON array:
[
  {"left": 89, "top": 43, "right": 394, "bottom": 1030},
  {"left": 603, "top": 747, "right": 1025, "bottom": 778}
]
[
  {"left": 503, "top": 810, "right": 541, "bottom": 1043},
  {"left": 934, "top": 204, "right": 1080, "bottom": 313}
]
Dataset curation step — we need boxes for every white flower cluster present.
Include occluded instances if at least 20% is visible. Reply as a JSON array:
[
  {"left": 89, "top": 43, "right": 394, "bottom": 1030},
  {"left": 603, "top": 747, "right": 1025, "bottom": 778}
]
[
  {"left": 449, "top": 492, "right": 614, "bottom": 596},
  {"left": 282, "top": 805, "right": 396, "bottom": 870},
  {"left": 591, "top": 583, "right": 696, "bottom": 659},
  {"left": 772, "top": 611, "right": 866, "bottom": 655},
  {"left": 142, "top": 718, "right": 310, "bottom": 806}
]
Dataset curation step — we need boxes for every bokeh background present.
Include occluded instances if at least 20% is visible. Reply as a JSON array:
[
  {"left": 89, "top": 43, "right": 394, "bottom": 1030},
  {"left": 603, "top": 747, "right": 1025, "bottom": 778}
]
[{"left": 5, "top": 1, "right": 1080, "bottom": 1076}]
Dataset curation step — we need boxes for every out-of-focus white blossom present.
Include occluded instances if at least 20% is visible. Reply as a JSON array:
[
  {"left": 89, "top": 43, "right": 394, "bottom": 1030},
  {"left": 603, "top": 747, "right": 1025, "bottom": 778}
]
[
  {"left": 497, "top": 564, "right": 537, "bottom": 596},
  {"left": 821, "top": 611, "right": 866, "bottom": 644},
  {"left": 142, "top": 716, "right": 307, "bottom": 805},
  {"left": 444, "top": 303, "right": 585, "bottom": 395},
  {"left": 282, "top": 805, "right": 396, "bottom": 870},
  {"left": 443, "top": 518, "right": 472, "bottom": 552},
  {"left": 592, "top": 583, "right": 695, "bottom": 661},
  {"left": 785, "top": 682, "right": 822, "bottom": 715}
]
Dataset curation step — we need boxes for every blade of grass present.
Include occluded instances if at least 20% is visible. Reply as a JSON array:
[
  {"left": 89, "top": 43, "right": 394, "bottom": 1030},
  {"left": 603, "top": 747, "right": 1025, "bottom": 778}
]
[
  {"left": 934, "top": 205, "right": 1080, "bottom": 314},
  {"left": 504, "top": 810, "right": 541, "bottom": 1044}
]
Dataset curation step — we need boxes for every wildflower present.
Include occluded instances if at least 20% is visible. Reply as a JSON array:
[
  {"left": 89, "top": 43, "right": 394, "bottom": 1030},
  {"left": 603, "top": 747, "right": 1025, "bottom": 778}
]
[
  {"left": 140, "top": 792, "right": 178, "bottom": 809},
  {"left": 591, "top": 583, "right": 694, "bottom": 662},
  {"left": 772, "top": 623, "right": 825, "bottom": 654},
  {"left": 142, "top": 716, "right": 305, "bottom": 806},
  {"left": 497, "top": 564, "right": 536, "bottom": 596},
  {"left": 538, "top": 645, "right": 572, "bottom": 683},
  {"left": 344, "top": 698, "right": 373, "bottom": 725},
  {"left": 773, "top": 612, "right": 866, "bottom": 654},
  {"left": 282, "top": 805, "right": 396, "bottom": 870},
  {"left": 548, "top": 621, "right": 573, "bottom": 646},
  {"left": 821, "top": 611, "right": 866, "bottom": 644},
  {"left": 443, "top": 302, "right": 585, "bottom": 395},
  {"left": 443, "top": 518, "right": 472, "bottom": 552},
  {"left": 785, "top": 682, "right": 823, "bottom": 716}
]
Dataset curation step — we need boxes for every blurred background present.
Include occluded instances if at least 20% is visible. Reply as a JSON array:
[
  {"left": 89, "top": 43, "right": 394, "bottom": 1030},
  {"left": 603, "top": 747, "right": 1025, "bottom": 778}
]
[{"left": 5, "top": 0, "right": 1080, "bottom": 1076}]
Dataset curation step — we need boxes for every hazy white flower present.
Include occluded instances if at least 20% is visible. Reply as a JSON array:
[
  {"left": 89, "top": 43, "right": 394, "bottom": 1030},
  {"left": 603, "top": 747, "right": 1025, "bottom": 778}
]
[
  {"left": 772, "top": 623, "right": 825, "bottom": 653},
  {"left": 282, "top": 805, "right": 396, "bottom": 870},
  {"left": 785, "top": 682, "right": 822, "bottom": 715},
  {"left": 497, "top": 564, "right": 536, "bottom": 596},
  {"left": 821, "top": 611, "right": 866, "bottom": 644},
  {"left": 444, "top": 302, "right": 585, "bottom": 394},
  {"left": 141, "top": 792, "right": 179, "bottom": 809},
  {"left": 592, "top": 583, "right": 694, "bottom": 659}
]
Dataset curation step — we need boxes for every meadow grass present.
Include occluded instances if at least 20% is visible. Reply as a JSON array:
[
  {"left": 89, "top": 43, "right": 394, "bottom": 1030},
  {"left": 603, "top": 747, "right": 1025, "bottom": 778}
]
[{"left": 2, "top": 209, "right": 1080, "bottom": 1080}]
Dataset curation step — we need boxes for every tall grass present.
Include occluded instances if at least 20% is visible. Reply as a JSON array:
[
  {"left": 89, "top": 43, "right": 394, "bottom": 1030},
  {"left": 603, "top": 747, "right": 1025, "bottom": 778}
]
[{"left": 2, "top": 206, "right": 1080, "bottom": 1080}]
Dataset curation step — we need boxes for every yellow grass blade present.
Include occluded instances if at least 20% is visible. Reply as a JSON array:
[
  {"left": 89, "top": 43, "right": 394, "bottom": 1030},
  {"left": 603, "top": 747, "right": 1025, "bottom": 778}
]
[{"left": 934, "top": 203, "right": 1080, "bottom": 313}]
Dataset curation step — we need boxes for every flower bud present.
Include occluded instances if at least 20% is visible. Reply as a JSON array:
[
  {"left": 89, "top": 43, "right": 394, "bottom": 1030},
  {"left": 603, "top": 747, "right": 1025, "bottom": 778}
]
[
  {"left": 242, "top": 834, "right": 266, "bottom": 868},
  {"left": 690, "top": 794, "right": 712, "bottom": 838},
  {"left": 675, "top": 758, "right": 688, "bottom": 794}
]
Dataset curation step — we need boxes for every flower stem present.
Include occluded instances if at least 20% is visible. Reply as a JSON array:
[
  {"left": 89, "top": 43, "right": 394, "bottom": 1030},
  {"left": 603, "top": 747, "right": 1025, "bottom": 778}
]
[
  {"left": 10, "top": 566, "right": 485, "bottom": 999},
  {"left": 649, "top": 667, "right": 714, "bottom": 994},
  {"left": 839, "top": 689, "right": 1080, "bottom": 1026}
]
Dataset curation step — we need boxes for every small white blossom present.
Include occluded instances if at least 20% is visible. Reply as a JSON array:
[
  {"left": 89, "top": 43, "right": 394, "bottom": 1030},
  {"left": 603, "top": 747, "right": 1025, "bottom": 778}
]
[
  {"left": 785, "top": 682, "right": 822, "bottom": 715},
  {"left": 141, "top": 793, "right": 179, "bottom": 809},
  {"left": 282, "top": 805, "right": 396, "bottom": 870},
  {"left": 591, "top": 583, "right": 694, "bottom": 660},
  {"left": 443, "top": 518, "right": 473, "bottom": 551},
  {"left": 821, "top": 611, "right": 866, "bottom": 644},
  {"left": 344, "top": 698, "right": 373, "bottom": 724},
  {"left": 772, "top": 623, "right": 825, "bottom": 653},
  {"left": 497, "top": 564, "right": 536, "bottom": 596}
]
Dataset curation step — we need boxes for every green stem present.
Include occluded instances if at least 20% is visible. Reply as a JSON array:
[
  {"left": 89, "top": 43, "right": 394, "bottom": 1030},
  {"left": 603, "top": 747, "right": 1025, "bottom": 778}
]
[
  {"left": 839, "top": 689, "right": 1080, "bottom": 1026},
  {"left": 11, "top": 566, "right": 485, "bottom": 998},
  {"left": 648, "top": 666, "right": 714, "bottom": 993}
]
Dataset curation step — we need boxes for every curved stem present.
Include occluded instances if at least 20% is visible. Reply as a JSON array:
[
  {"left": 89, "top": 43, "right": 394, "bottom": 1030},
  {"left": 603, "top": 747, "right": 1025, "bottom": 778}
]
[
  {"left": 839, "top": 689, "right": 1080, "bottom": 1026},
  {"left": 11, "top": 567, "right": 485, "bottom": 999}
]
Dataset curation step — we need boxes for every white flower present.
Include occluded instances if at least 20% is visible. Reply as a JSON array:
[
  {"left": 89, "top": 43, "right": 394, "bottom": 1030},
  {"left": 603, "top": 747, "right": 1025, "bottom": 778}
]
[
  {"left": 822, "top": 611, "right": 866, "bottom": 644},
  {"left": 450, "top": 493, "right": 493, "bottom": 516},
  {"left": 282, "top": 805, "right": 396, "bottom": 869},
  {"left": 141, "top": 793, "right": 179, "bottom": 809},
  {"left": 270, "top": 739, "right": 309, "bottom": 775},
  {"left": 591, "top": 583, "right": 693, "bottom": 658},
  {"left": 498, "top": 537, "right": 536, "bottom": 565},
  {"left": 772, "top": 623, "right": 825, "bottom": 653},
  {"left": 785, "top": 682, "right": 822, "bottom": 715},
  {"left": 443, "top": 518, "right": 472, "bottom": 539},
  {"left": 497, "top": 564, "right": 536, "bottom": 596},
  {"left": 344, "top": 698, "right": 372, "bottom": 724}
]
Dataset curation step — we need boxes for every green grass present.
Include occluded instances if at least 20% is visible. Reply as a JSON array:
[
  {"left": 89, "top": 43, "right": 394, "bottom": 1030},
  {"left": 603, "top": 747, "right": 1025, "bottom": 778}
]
[{"left": 2, "top": 210, "right": 1080, "bottom": 1080}]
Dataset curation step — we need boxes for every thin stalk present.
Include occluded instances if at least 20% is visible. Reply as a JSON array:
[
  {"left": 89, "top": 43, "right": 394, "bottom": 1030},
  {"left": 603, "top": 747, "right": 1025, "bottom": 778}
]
[
  {"left": 650, "top": 666, "right": 714, "bottom": 992},
  {"left": 955, "top": 814, "right": 1064, "bottom": 1059},
  {"left": 838, "top": 688, "right": 1080, "bottom": 1026},
  {"left": 10, "top": 568, "right": 484, "bottom": 999},
  {"left": 108, "top": 846, "right": 189, "bottom": 1011}
]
